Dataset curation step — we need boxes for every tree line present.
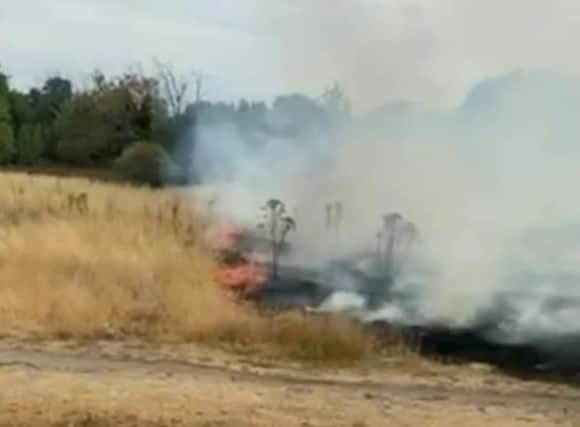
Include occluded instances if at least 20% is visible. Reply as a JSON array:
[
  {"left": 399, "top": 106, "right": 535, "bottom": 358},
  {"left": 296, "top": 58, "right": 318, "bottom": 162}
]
[{"left": 0, "top": 63, "right": 350, "bottom": 186}]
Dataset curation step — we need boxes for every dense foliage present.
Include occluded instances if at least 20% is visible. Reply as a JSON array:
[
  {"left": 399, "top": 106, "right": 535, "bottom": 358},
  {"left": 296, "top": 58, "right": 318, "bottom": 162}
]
[
  {"left": 0, "top": 64, "right": 350, "bottom": 185},
  {"left": 114, "top": 141, "right": 180, "bottom": 186}
]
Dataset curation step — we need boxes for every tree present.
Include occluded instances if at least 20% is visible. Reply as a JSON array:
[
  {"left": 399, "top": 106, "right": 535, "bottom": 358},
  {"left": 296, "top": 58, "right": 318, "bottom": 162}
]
[
  {"left": 0, "top": 68, "right": 8, "bottom": 98},
  {"left": 28, "top": 76, "right": 73, "bottom": 125},
  {"left": 9, "top": 91, "right": 34, "bottom": 136},
  {"left": 0, "top": 95, "right": 14, "bottom": 164},
  {"left": 270, "top": 94, "right": 330, "bottom": 138},
  {"left": 257, "top": 199, "right": 296, "bottom": 280},
  {"left": 380, "top": 213, "right": 403, "bottom": 277},
  {"left": 238, "top": 99, "right": 250, "bottom": 113},
  {"left": 42, "top": 77, "right": 72, "bottom": 117},
  {"left": 53, "top": 93, "right": 107, "bottom": 165},
  {"left": 54, "top": 72, "right": 162, "bottom": 165},
  {"left": 320, "top": 81, "right": 351, "bottom": 121},
  {"left": 154, "top": 60, "right": 203, "bottom": 116},
  {"left": 16, "top": 124, "right": 44, "bottom": 165},
  {"left": 113, "top": 141, "right": 180, "bottom": 186},
  {"left": 17, "top": 75, "right": 73, "bottom": 160},
  {"left": 0, "top": 123, "right": 14, "bottom": 164},
  {"left": 272, "top": 94, "right": 325, "bottom": 122}
]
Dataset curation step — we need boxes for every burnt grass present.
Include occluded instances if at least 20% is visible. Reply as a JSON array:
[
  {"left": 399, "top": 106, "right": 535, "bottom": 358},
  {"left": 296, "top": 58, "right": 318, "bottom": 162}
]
[{"left": 252, "top": 266, "right": 580, "bottom": 388}]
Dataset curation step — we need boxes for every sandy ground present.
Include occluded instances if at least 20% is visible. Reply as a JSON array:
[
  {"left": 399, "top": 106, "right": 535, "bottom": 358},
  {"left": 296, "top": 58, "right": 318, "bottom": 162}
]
[{"left": 0, "top": 340, "right": 578, "bottom": 427}]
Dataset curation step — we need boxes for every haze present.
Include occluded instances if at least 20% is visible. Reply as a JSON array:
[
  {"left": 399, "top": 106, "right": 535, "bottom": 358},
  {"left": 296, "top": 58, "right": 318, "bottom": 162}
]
[{"left": 3, "top": 0, "right": 580, "bottom": 111}]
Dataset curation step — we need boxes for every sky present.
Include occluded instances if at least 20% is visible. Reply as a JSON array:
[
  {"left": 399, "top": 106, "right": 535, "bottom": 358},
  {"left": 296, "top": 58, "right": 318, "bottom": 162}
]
[{"left": 3, "top": 0, "right": 580, "bottom": 112}]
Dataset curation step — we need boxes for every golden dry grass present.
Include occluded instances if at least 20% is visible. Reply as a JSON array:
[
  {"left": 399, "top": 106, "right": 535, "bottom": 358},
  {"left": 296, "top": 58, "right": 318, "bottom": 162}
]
[{"left": 0, "top": 172, "right": 379, "bottom": 363}]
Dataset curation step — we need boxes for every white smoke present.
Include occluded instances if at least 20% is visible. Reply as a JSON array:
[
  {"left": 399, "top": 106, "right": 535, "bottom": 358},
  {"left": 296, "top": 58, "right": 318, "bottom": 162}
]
[
  {"left": 189, "top": 68, "right": 580, "bottom": 352},
  {"left": 253, "top": 0, "right": 441, "bottom": 112},
  {"left": 186, "top": 2, "right": 580, "bottom": 352}
]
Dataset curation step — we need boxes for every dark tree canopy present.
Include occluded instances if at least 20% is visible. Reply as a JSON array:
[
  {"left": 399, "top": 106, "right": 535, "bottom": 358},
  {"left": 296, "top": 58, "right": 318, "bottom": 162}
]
[{"left": 0, "top": 62, "right": 351, "bottom": 185}]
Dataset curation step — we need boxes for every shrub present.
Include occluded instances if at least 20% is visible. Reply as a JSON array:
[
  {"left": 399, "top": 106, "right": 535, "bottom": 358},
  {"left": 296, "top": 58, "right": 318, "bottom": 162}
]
[{"left": 113, "top": 141, "right": 180, "bottom": 186}]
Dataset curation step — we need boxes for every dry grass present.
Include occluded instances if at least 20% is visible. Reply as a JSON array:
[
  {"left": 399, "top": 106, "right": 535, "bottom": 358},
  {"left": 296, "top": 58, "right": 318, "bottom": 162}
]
[{"left": 0, "top": 172, "right": 380, "bottom": 363}]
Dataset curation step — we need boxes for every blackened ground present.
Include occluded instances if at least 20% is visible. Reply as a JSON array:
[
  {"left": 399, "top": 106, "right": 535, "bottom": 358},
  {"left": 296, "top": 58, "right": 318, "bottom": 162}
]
[
  {"left": 253, "top": 267, "right": 580, "bottom": 381},
  {"left": 255, "top": 277, "right": 332, "bottom": 308},
  {"left": 254, "top": 263, "right": 400, "bottom": 310},
  {"left": 404, "top": 324, "right": 580, "bottom": 387}
]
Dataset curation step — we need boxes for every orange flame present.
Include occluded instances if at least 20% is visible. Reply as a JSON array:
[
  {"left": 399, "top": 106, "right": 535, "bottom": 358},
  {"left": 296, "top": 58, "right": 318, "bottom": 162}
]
[
  {"left": 206, "top": 225, "right": 269, "bottom": 296},
  {"left": 215, "top": 262, "right": 268, "bottom": 295}
]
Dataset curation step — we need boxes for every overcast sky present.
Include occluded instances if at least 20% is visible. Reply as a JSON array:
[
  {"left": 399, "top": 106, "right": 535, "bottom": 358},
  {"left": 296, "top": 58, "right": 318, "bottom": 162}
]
[{"left": 2, "top": 0, "right": 580, "bottom": 111}]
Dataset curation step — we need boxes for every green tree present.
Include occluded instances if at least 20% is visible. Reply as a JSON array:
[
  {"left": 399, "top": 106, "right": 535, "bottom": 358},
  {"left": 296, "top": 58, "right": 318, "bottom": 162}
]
[
  {"left": 0, "top": 69, "right": 8, "bottom": 98},
  {"left": 113, "top": 141, "right": 180, "bottom": 186},
  {"left": 17, "top": 76, "right": 73, "bottom": 161},
  {"left": 9, "top": 91, "right": 34, "bottom": 136},
  {"left": 0, "top": 95, "right": 14, "bottom": 164},
  {"left": 16, "top": 124, "right": 44, "bottom": 165},
  {"left": 55, "top": 72, "right": 162, "bottom": 166},
  {"left": 34, "top": 76, "right": 72, "bottom": 123},
  {"left": 54, "top": 94, "right": 108, "bottom": 165},
  {"left": 0, "top": 123, "right": 14, "bottom": 164}
]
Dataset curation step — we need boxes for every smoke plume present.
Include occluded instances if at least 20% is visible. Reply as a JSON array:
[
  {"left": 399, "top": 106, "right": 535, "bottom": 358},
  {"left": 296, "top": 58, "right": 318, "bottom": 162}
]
[
  {"left": 252, "top": 0, "right": 440, "bottom": 112},
  {"left": 191, "top": 68, "right": 580, "bottom": 356},
  {"left": 188, "top": 2, "right": 580, "bottom": 358}
]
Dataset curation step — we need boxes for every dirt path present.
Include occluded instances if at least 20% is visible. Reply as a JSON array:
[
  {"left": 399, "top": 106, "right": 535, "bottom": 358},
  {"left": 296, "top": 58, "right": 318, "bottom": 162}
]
[{"left": 0, "top": 345, "right": 578, "bottom": 427}]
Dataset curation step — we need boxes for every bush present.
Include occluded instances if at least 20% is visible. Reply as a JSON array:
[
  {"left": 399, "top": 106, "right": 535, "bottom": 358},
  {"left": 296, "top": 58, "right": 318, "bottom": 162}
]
[{"left": 113, "top": 141, "right": 180, "bottom": 186}]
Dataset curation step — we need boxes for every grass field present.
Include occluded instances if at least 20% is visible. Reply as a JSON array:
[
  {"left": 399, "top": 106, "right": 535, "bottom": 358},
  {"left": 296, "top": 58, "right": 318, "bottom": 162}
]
[
  {"left": 0, "top": 172, "right": 391, "bottom": 363},
  {"left": 0, "top": 172, "right": 578, "bottom": 427}
]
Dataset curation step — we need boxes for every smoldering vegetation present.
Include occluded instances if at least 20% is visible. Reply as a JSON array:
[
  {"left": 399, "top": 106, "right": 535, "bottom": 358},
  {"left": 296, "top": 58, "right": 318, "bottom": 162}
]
[{"left": 193, "top": 70, "right": 580, "bottom": 373}]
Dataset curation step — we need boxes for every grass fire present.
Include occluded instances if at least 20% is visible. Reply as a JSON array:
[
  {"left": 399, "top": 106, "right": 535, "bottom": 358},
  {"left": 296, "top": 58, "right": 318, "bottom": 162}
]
[
  {"left": 2, "top": 2, "right": 580, "bottom": 425},
  {"left": 0, "top": 173, "right": 382, "bottom": 364}
]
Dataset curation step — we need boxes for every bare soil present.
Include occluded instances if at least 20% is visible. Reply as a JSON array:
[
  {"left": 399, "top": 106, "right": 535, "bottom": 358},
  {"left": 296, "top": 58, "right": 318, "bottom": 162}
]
[{"left": 0, "top": 340, "right": 578, "bottom": 427}]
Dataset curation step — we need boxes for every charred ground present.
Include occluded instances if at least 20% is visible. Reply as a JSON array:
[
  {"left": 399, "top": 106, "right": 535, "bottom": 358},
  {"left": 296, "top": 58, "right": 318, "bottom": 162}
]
[{"left": 242, "top": 217, "right": 580, "bottom": 381}]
